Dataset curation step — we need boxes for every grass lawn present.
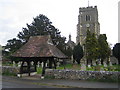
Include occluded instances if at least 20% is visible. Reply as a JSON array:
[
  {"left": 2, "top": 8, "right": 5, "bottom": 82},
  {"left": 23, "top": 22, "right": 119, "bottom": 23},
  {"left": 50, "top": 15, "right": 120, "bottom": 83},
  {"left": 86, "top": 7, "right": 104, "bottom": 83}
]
[{"left": 56, "top": 64, "right": 120, "bottom": 71}]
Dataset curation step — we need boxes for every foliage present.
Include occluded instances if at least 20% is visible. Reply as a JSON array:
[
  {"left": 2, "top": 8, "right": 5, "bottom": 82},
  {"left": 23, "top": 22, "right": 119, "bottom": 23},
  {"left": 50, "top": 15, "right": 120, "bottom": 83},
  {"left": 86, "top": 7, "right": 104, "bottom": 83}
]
[
  {"left": 73, "top": 43, "right": 84, "bottom": 64},
  {"left": 2, "top": 70, "right": 16, "bottom": 76},
  {"left": 113, "top": 43, "right": 120, "bottom": 64},
  {"left": 37, "top": 67, "right": 42, "bottom": 74},
  {"left": 85, "top": 30, "right": 99, "bottom": 65},
  {"left": 5, "top": 14, "right": 66, "bottom": 56},
  {"left": 98, "top": 34, "right": 111, "bottom": 65},
  {"left": 64, "top": 46, "right": 73, "bottom": 58}
]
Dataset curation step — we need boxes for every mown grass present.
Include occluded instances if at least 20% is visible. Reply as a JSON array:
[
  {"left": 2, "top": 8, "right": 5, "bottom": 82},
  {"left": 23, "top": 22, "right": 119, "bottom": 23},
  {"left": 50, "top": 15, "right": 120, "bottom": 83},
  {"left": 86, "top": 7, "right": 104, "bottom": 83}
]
[{"left": 56, "top": 64, "right": 120, "bottom": 71}]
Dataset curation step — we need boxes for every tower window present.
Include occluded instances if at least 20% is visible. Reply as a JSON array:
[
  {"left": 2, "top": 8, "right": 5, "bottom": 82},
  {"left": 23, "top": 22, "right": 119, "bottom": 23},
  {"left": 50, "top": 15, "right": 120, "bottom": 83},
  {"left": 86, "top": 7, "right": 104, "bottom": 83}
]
[{"left": 85, "top": 15, "right": 91, "bottom": 21}]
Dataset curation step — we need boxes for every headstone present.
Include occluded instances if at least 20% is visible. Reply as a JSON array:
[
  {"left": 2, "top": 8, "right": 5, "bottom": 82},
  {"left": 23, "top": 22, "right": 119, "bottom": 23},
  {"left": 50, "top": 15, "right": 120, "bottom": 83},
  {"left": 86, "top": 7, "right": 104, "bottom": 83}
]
[
  {"left": 13, "top": 61, "right": 16, "bottom": 67},
  {"left": 41, "top": 62, "right": 44, "bottom": 68},
  {"left": 103, "top": 62, "right": 107, "bottom": 67},
  {"left": 31, "top": 61, "right": 34, "bottom": 66},
  {"left": 88, "top": 65, "right": 91, "bottom": 68},
  {"left": 57, "top": 62, "right": 60, "bottom": 67},
  {"left": 100, "top": 67, "right": 104, "bottom": 71},
  {"left": 109, "top": 61, "right": 112, "bottom": 66},
  {"left": 81, "top": 64, "right": 86, "bottom": 71},
  {"left": 93, "top": 60, "right": 96, "bottom": 66},
  {"left": 18, "top": 62, "right": 21, "bottom": 67},
  {"left": 98, "top": 59, "right": 101, "bottom": 65},
  {"left": 37, "top": 61, "right": 40, "bottom": 67}
]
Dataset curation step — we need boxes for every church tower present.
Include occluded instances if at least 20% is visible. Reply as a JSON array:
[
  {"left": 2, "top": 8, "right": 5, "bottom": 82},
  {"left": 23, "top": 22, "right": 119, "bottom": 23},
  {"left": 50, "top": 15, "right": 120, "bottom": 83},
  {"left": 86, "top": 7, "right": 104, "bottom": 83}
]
[{"left": 76, "top": 6, "right": 100, "bottom": 45}]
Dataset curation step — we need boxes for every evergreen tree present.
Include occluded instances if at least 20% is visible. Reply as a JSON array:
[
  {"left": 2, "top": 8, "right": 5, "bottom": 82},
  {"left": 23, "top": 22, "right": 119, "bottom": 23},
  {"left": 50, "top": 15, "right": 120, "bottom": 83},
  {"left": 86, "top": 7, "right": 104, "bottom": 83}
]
[
  {"left": 5, "top": 14, "right": 66, "bottom": 54},
  {"left": 85, "top": 30, "right": 92, "bottom": 65},
  {"left": 85, "top": 30, "right": 99, "bottom": 66},
  {"left": 73, "top": 43, "right": 84, "bottom": 64},
  {"left": 98, "top": 34, "right": 111, "bottom": 65},
  {"left": 113, "top": 43, "right": 120, "bottom": 64}
]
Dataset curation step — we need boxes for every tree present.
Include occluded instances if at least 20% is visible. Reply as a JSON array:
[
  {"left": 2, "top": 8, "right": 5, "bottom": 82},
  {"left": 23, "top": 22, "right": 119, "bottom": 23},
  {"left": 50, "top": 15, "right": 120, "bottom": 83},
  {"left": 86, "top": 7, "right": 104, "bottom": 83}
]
[
  {"left": 5, "top": 38, "right": 23, "bottom": 54},
  {"left": 113, "top": 43, "right": 120, "bottom": 65},
  {"left": 65, "top": 46, "right": 73, "bottom": 58},
  {"left": 5, "top": 14, "right": 66, "bottom": 54},
  {"left": 98, "top": 34, "right": 111, "bottom": 65},
  {"left": 73, "top": 43, "right": 84, "bottom": 64},
  {"left": 85, "top": 30, "right": 99, "bottom": 66}
]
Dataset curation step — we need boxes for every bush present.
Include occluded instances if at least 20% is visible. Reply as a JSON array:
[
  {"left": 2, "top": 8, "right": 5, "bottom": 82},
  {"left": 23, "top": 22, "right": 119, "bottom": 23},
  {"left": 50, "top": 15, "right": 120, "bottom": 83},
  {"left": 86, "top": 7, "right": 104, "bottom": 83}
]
[{"left": 2, "top": 70, "right": 16, "bottom": 76}]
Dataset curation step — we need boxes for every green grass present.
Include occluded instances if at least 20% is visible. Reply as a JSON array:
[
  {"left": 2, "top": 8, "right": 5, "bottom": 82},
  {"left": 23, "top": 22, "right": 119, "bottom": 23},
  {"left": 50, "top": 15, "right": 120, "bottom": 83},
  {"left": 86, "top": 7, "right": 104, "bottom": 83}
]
[
  {"left": 56, "top": 64, "right": 120, "bottom": 71},
  {"left": 37, "top": 67, "right": 42, "bottom": 74}
]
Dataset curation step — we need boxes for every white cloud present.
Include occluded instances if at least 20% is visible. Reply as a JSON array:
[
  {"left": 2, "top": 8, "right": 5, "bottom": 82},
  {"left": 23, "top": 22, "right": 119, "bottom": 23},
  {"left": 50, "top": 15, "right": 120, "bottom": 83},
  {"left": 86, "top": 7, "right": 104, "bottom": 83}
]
[{"left": 0, "top": 0, "right": 119, "bottom": 46}]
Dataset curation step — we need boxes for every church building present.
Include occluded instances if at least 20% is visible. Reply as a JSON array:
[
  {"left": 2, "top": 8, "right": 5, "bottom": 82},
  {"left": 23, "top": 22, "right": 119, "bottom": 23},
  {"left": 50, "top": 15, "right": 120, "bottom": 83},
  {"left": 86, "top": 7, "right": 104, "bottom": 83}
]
[{"left": 76, "top": 6, "right": 100, "bottom": 45}]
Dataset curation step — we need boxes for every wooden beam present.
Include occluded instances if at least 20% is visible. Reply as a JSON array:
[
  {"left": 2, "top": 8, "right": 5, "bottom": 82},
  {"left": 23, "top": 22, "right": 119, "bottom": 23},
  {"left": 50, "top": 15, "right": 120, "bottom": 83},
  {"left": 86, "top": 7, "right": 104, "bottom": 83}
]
[
  {"left": 27, "top": 61, "right": 31, "bottom": 76},
  {"left": 49, "top": 58, "right": 53, "bottom": 69},
  {"left": 53, "top": 58, "right": 56, "bottom": 69},
  {"left": 41, "top": 60, "right": 47, "bottom": 76},
  {"left": 20, "top": 61, "right": 24, "bottom": 74}
]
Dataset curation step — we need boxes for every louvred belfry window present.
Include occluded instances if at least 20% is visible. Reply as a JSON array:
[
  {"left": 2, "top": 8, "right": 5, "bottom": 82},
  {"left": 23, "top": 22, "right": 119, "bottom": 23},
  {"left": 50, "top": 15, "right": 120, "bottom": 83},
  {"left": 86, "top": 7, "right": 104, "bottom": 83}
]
[{"left": 85, "top": 15, "right": 91, "bottom": 21}]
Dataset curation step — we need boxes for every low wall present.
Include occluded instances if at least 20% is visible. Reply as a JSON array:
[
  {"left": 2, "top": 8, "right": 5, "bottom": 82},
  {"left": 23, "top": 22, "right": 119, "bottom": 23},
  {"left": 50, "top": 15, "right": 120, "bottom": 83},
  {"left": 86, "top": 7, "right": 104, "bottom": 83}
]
[
  {"left": 45, "top": 69, "right": 120, "bottom": 81},
  {"left": 1, "top": 66, "right": 19, "bottom": 75}
]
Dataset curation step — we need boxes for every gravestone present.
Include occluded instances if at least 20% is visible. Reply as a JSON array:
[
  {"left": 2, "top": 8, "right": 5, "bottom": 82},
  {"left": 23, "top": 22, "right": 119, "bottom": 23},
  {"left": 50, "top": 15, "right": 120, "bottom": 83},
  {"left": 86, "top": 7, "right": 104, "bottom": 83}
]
[
  {"left": 109, "top": 61, "right": 112, "bottom": 66},
  {"left": 88, "top": 65, "right": 91, "bottom": 68},
  {"left": 100, "top": 67, "right": 104, "bottom": 71},
  {"left": 81, "top": 64, "right": 86, "bottom": 71},
  {"left": 31, "top": 61, "right": 34, "bottom": 66},
  {"left": 18, "top": 62, "right": 21, "bottom": 67},
  {"left": 13, "top": 61, "right": 16, "bottom": 67},
  {"left": 57, "top": 62, "right": 60, "bottom": 67},
  {"left": 37, "top": 61, "right": 40, "bottom": 67},
  {"left": 93, "top": 60, "right": 96, "bottom": 66},
  {"left": 103, "top": 62, "right": 107, "bottom": 67},
  {"left": 41, "top": 62, "right": 44, "bottom": 68}
]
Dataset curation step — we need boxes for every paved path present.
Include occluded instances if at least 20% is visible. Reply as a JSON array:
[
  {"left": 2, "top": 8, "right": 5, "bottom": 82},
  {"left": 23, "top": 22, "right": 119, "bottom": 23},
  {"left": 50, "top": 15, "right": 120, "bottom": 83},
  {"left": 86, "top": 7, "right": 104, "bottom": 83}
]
[{"left": 2, "top": 75, "right": 120, "bottom": 89}]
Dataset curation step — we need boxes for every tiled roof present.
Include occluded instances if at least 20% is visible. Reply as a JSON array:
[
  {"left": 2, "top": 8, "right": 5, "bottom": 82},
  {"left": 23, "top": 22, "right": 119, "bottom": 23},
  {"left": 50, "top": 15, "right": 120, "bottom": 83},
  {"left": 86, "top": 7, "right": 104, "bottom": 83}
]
[{"left": 12, "top": 35, "right": 67, "bottom": 59}]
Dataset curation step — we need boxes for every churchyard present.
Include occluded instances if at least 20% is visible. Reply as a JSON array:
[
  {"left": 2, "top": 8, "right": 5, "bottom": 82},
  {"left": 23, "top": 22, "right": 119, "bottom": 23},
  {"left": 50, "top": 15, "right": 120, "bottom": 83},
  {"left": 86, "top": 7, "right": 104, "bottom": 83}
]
[{"left": 1, "top": 60, "right": 120, "bottom": 83}]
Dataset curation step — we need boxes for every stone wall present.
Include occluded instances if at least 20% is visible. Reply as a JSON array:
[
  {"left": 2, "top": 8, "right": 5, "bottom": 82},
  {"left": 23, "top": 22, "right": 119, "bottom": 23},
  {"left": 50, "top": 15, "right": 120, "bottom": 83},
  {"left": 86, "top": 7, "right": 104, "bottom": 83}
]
[
  {"left": 45, "top": 69, "right": 120, "bottom": 81},
  {"left": 1, "top": 66, "right": 19, "bottom": 75}
]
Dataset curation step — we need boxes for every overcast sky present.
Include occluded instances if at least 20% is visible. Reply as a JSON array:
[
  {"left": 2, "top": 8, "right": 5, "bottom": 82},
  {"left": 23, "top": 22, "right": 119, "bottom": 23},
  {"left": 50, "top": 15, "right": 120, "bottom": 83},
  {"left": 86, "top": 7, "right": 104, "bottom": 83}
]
[{"left": 0, "top": 0, "right": 119, "bottom": 48}]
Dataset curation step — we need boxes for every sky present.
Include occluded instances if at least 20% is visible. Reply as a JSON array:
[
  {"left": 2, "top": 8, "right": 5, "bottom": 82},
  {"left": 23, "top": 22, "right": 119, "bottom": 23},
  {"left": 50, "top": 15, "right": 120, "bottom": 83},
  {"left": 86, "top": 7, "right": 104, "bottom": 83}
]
[{"left": 0, "top": 0, "right": 119, "bottom": 48}]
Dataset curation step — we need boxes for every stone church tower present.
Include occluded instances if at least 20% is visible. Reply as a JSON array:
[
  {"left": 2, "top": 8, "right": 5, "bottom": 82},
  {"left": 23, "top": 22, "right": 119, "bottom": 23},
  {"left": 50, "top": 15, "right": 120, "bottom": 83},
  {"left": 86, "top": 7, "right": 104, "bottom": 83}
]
[{"left": 76, "top": 6, "right": 100, "bottom": 45}]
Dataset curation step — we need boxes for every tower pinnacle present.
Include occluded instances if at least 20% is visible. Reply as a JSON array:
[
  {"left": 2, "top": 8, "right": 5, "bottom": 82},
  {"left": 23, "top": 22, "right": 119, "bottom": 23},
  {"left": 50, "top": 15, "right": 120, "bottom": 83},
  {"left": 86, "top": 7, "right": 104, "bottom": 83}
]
[{"left": 88, "top": 0, "right": 89, "bottom": 7}]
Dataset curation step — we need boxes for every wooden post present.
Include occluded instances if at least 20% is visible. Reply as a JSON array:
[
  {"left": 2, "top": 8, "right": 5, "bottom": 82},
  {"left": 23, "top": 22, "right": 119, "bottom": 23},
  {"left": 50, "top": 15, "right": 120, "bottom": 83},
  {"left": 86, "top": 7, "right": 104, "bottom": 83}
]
[
  {"left": 34, "top": 61, "right": 37, "bottom": 72},
  {"left": 27, "top": 61, "right": 31, "bottom": 76},
  {"left": 53, "top": 58, "right": 56, "bottom": 69},
  {"left": 49, "top": 58, "right": 53, "bottom": 69},
  {"left": 41, "top": 60, "right": 47, "bottom": 76},
  {"left": 20, "top": 61, "right": 24, "bottom": 74}
]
